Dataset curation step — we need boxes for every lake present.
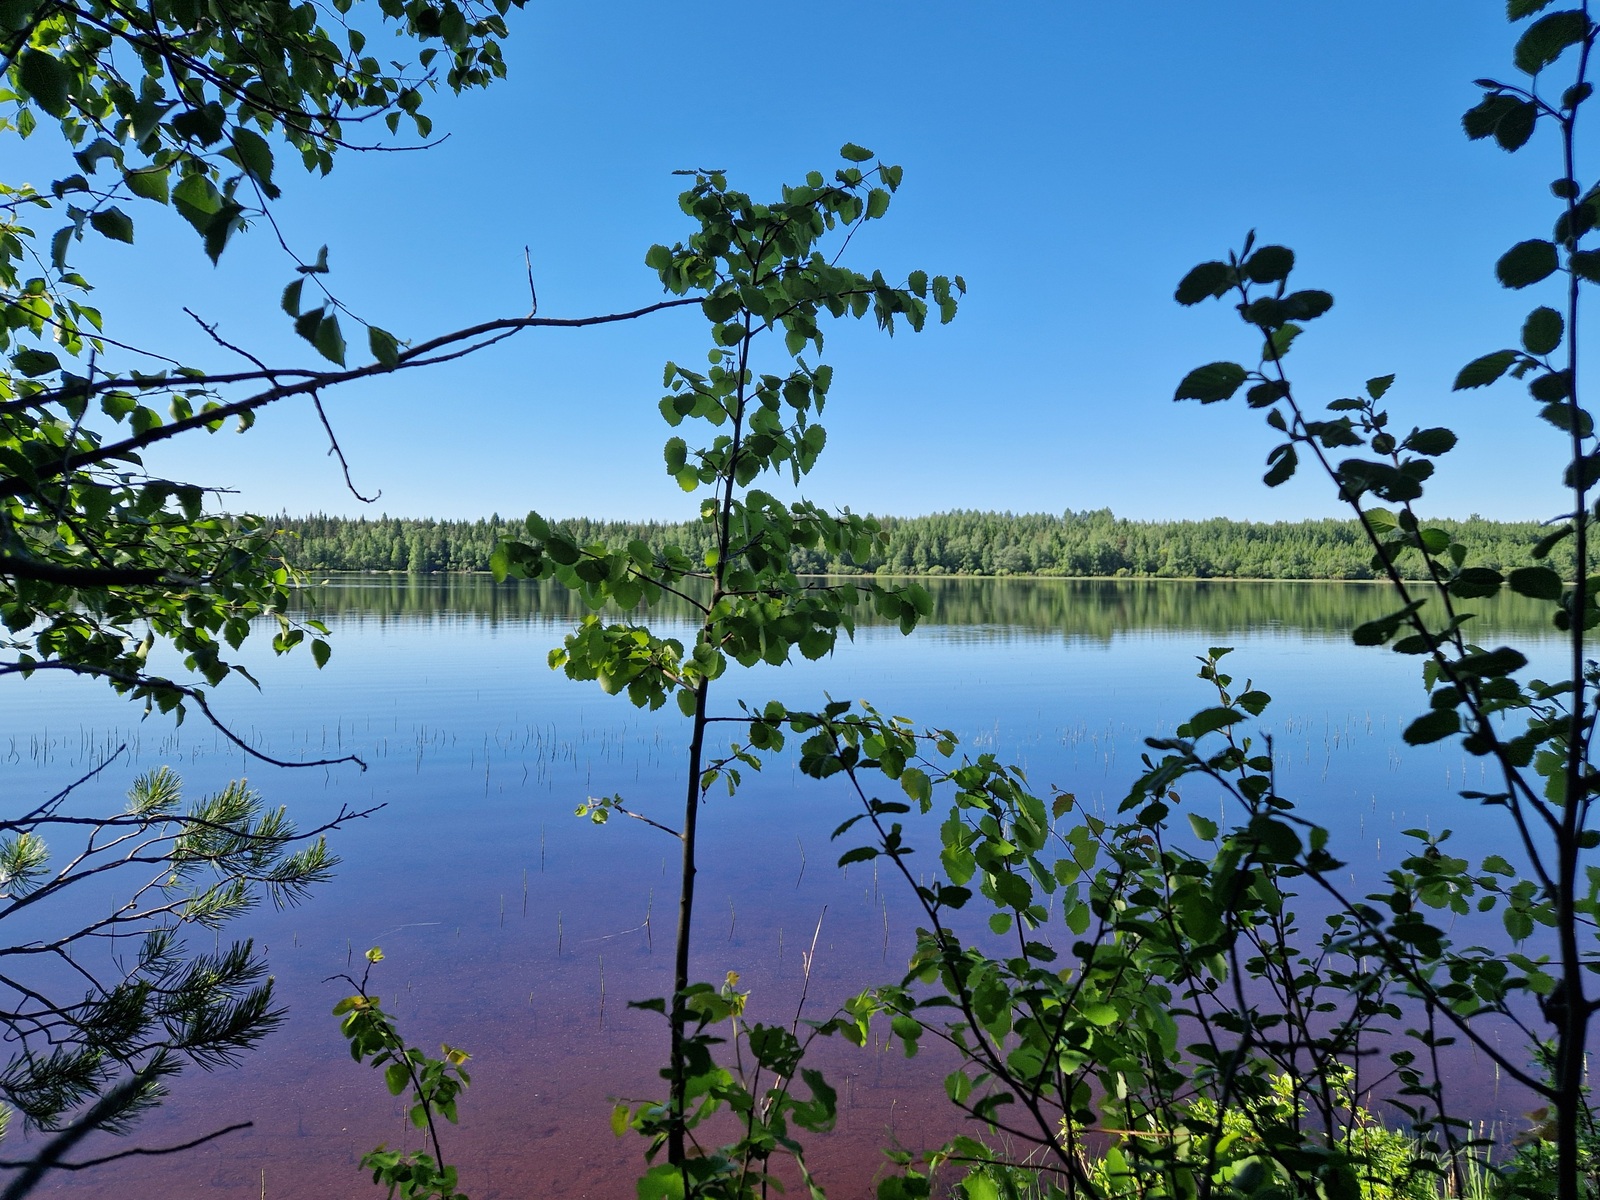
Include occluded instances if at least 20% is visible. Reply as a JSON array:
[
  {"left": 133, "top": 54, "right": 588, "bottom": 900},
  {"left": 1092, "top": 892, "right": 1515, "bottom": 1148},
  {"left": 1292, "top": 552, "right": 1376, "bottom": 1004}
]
[{"left": 6, "top": 576, "right": 1565, "bottom": 1198}]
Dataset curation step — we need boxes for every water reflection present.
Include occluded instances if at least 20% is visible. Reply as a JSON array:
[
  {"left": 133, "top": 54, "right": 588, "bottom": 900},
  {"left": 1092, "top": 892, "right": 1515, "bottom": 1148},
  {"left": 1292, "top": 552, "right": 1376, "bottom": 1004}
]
[{"left": 293, "top": 573, "right": 1560, "bottom": 643}]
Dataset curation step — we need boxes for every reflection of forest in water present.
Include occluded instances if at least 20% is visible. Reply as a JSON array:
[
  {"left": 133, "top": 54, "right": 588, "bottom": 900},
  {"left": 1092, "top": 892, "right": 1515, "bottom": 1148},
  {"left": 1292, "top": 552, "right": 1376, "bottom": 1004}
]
[{"left": 292, "top": 574, "right": 1561, "bottom": 643}]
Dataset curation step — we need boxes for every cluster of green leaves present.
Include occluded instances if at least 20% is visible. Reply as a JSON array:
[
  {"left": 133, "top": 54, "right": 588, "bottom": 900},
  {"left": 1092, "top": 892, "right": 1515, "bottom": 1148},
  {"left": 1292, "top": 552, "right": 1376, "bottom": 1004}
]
[
  {"left": 493, "top": 148, "right": 953, "bottom": 719},
  {"left": 673, "top": 8, "right": 1600, "bottom": 1200},
  {"left": 618, "top": 972, "right": 840, "bottom": 1200},
  {"left": 334, "top": 949, "right": 473, "bottom": 1200},
  {"left": 732, "top": 685, "right": 1446, "bottom": 1200},
  {"left": 492, "top": 147, "right": 958, "bottom": 1193},
  {"left": 1155, "top": 4, "right": 1600, "bottom": 1196},
  {"left": 0, "top": 766, "right": 344, "bottom": 1146},
  {"left": 0, "top": 0, "right": 527, "bottom": 723}
]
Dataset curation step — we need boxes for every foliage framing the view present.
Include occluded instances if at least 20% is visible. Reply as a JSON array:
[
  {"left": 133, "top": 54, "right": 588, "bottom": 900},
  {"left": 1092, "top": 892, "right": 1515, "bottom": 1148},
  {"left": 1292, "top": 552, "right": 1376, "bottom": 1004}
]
[
  {"left": 0, "top": 0, "right": 532, "bottom": 721},
  {"left": 0, "top": 766, "right": 355, "bottom": 1200},
  {"left": 762, "top": 5, "right": 1600, "bottom": 1200}
]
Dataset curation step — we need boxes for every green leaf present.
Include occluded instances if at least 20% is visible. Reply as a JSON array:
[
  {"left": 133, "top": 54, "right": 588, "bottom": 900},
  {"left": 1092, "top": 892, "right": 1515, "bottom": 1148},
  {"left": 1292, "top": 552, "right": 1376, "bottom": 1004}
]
[
  {"left": 1403, "top": 427, "right": 1457, "bottom": 456},
  {"left": 1456, "top": 646, "right": 1528, "bottom": 677},
  {"left": 1571, "top": 249, "right": 1600, "bottom": 281},
  {"left": 1404, "top": 709, "right": 1461, "bottom": 746},
  {"left": 124, "top": 167, "right": 169, "bottom": 204},
  {"left": 368, "top": 326, "right": 400, "bottom": 368},
  {"left": 1453, "top": 349, "right": 1518, "bottom": 390},
  {"left": 88, "top": 207, "right": 134, "bottom": 244},
  {"left": 314, "top": 314, "right": 347, "bottom": 366},
  {"left": 311, "top": 638, "right": 331, "bottom": 668},
  {"left": 1530, "top": 369, "right": 1573, "bottom": 401},
  {"left": 1510, "top": 0, "right": 1559, "bottom": 17},
  {"left": 1283, "top": 289, "right": 1334, "bottom": 320},
  {"left": 1510, "top": 566, "right": 1564, "bottom": 599},
  {"left": 1180, "top": 706, "right": 1245, "bottom": 737},
  {"left": 839, "top": 143, "right": 874, "bottom": 162},
  {"left": 1523, "top": 305, "right": 1564, "bottom": 354},
  {"left": 1242, "top": 245, "right": 1294, "bottom": 284},
  {"left": 1262, "top": 443, "right": 1298, "bottom": 487},
  {"left": 18, "top": 49, "right": 71, "bottom": 118},
  {"left": 11, "top": 349, "right": 60, "bottom": 377},
  {"left": 1366, "top": 374, "right": 1395, "bottom": 400},
  {"left": 1496, "top": 239, "right": 1559, "bottom": 288},
  {"left": 230, "top": 127, "right": 277, "bottom": 196},
  {"left": 1514, "top": 9, "right": 1590, "bottom": 75},
  {"left": 1174, "top": 261, "right": 1232, "bottom": 305},
  {"left": 1174, "top": 362, "right": 1248, "bottom": 403},
  {"left": 1533, "top": 525, "right": 1574, "bottom": 558},
  {"left": 1566, "top": 451, "right": 1600, "bottom": 489},
  {"left": 1449, "top": 567, "right": 1505, "bottom": 598},
  {"left": 1495, "top": 99, "right": 1539, "bottom": 150},
  {"left": 172, "top": 173, "right": 223, "bottom": 219}
]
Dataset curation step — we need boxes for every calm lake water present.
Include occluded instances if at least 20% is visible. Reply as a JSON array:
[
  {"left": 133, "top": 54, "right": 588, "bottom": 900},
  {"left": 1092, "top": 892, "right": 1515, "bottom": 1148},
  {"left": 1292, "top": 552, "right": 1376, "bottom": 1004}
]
[{"left": 6, "top": 577, "right": 1567, "bottom": 1198}]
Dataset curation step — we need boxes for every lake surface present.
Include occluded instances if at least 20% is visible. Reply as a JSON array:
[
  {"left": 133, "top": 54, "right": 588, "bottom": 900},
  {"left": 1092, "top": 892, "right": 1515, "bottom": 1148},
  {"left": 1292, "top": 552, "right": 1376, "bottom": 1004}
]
[{"left": 5, "top": 577, "right": 1566, "bottom": 1198}]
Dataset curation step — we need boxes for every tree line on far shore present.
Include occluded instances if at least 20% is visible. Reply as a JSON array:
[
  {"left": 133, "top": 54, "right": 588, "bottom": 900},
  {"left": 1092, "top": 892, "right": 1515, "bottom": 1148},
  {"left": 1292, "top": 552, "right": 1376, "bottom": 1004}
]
[{"left": 270, "top": 508, "right": 1577, "bottom": 580}]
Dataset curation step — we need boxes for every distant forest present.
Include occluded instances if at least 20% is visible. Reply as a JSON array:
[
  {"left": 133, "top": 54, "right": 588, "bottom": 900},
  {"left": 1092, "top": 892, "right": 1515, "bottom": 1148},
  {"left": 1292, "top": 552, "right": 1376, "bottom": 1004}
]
[{"left": 270, "top": 510, "right": 1578, "bottom": 581}]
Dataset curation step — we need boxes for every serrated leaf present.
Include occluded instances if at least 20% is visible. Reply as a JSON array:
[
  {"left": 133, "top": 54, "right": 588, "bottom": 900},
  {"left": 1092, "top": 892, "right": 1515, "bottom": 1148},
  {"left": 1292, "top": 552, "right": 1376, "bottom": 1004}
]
[
  {"left": 11, "top": 348, "right": 59, "bottom": 377},
  {"left": 1403, "top": 427, "right": 1457, "bottom": 456},
  {"left": 1531, "top": 369, "right": 1574, "bottom": 401},
  {"left": 1175, "top": 362, "right": 1248, "bottom": 403},
  {"left": 839, "top": 143, "right": 874, "bottom": 162},
  {"left": 1496, "top": 99, "right": 1539, "bottom": 150},
  {"left": 1404, "top": 709, "right": 1461, "bottom": 746},
  {"left": 1566, "top": 451, "right": 1600, "bottom": 490},
  {"left": 1514, "top": 9, "right": 1590, "bottom": 75},
  {"left": 1571, "top": 249, "right": 1600, "bottom": 281},
  {"left": 18, "top": 49, "right": 70, "bottom": 118},
  {"left": 88, "top": 207, "right": 134, "bottom": 244},
  {"left": 124, "top": 167, "right": 169, "bottom": 204},
  {"left": 1175, "top": 261, "right": 1232, "bottom": 305},
  {"left": 1497, "top": 239, "right": 1559, "bottom": 288},
  {"left": 1263, "top": 443, "right": 1298, "bottom": 487},
  {"left": 1283, "top": 289, "right": 1334, "bottom": 320},
  {"left": 1523, "top": 305, "right": 1564, "bottom": 354},
  {"left": 281, "top": 279, "right": 304, "bottom": 317},
  {"left": 1454, "top": 349, "right": 1518, "bottom": 390},
  {"left": 172, "top": 173, "right": 222, "bottom": 218},
  {"left": 314, "top": 313, "right": 346, "bottom": 366},
  {"left": 1243, "top": 245, "right": 1294, "bottom": 284},
  {"left": 368, "top": 325, "right": 400, "bottom": 367}
]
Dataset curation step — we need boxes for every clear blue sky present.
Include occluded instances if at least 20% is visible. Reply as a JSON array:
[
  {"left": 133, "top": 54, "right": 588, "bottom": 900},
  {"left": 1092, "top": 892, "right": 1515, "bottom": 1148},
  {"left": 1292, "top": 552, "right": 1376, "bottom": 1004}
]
[{"left": 38, "top": 3, "right": 1581, "bottom": 522}]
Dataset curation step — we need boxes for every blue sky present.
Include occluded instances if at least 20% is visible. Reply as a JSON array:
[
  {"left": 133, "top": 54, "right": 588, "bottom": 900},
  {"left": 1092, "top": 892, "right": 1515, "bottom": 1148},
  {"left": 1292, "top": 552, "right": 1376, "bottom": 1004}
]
[{"left": 36, "top": 3, "right": 1583, "bottom": 522}]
